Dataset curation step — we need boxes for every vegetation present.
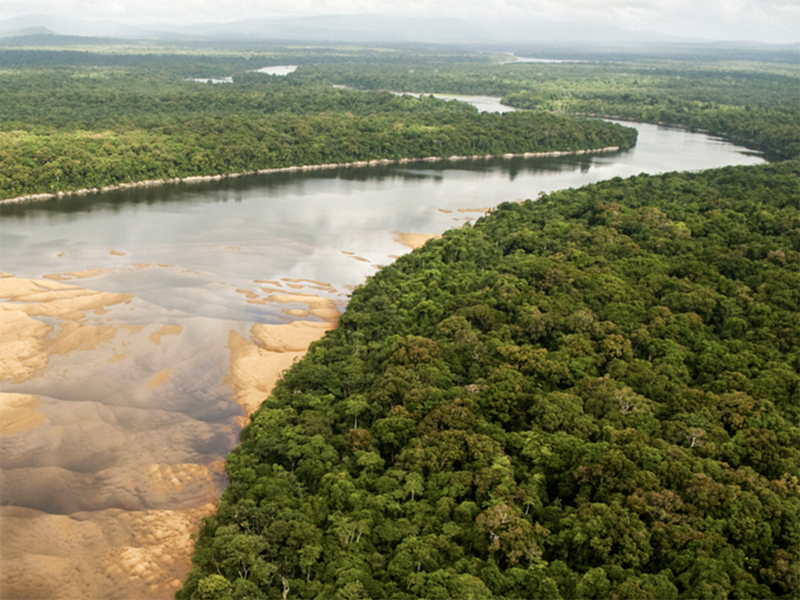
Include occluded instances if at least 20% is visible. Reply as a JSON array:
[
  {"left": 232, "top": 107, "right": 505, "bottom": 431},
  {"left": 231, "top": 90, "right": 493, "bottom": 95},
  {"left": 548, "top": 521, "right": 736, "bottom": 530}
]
[
  {"left": 178, "top": 162, "right": 800, "bottom": 599},
  {"left": 3, "top": 44, "right": 797, "bottom": 598},
  {"left": 294, "top": 60, "right": 800, "bottom": 158},
  {"left": 0, "top": 50, "right": 635, "bottom": 200}
]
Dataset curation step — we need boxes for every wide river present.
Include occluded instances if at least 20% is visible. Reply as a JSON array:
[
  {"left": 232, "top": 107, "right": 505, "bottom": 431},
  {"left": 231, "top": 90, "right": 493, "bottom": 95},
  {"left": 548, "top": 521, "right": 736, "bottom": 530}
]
[{"left": 0, "top": 111, "right": 765, "bottom": 599}]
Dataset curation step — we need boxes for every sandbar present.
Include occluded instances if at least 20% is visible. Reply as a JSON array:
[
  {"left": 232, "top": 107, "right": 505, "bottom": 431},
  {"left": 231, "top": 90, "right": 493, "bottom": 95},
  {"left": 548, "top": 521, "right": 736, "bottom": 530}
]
[
  {"left": 0, "top": 393, "right": 46, "bottom": 435},
  {"left": 1, "top": 277, "right": 133, "bottom": 382},
  {"left": 146, "top": 369, "right": 171, "bottom": 390},
  {"left": 149, "top": 325, "right": 183, "bottom": 346},
  {"left": 0, "top": 503, "right": 216, "bottom": 600},
  {"left": 392, "top": 231, "right": 442, "bottom": 250},
  {"left": 225, "top": 320, "right": 334, "bottom": 423}
]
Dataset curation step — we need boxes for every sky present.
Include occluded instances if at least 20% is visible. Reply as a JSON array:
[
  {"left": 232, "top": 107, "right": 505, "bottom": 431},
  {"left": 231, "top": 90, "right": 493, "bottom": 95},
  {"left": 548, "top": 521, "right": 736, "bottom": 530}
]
[{"left": 1, "top": 0, "right": 799, "bottom": 43}]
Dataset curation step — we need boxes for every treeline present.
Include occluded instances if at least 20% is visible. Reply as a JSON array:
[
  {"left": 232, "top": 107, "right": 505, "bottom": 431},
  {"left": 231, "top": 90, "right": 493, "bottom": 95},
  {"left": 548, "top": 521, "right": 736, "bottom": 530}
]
[
  {"left": 178, "top": 162, "right": 800, "bottom": 599},
  {"left": 0, "top": 56, "right": 636, "bottom": 200},
  {"left": 0, "top": 56, "right": 636, "bottom": 198},
  {"left": 293, "top": 60, "right": 800, "bottom": 158},
  {"left": 1, "top": 108, "right": 634, "bottom": 199}
]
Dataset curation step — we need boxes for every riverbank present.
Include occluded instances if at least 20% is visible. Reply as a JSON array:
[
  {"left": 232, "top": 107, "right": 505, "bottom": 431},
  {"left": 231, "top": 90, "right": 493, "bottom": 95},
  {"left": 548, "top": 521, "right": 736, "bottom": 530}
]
[
  {"left": 0, "top": 272, "right": 343, "bottom": 599},
  {"left": 0, "top": 146, "right": 621, "bottom": 205}
]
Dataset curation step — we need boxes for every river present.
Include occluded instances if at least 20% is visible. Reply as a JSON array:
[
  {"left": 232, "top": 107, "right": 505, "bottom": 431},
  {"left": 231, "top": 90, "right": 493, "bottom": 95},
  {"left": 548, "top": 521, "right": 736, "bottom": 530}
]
[{"left": 0, "top": 114, "right": 765, "bottom": 599}]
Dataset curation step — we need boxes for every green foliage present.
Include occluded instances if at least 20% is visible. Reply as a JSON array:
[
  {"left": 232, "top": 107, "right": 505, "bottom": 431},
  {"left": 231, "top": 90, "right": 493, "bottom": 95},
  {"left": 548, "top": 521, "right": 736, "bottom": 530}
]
[
  {"left": 179, "top": 162, "right": 800, "bottom": 599},
  {"left": 0, "top": 54, "right": 636, "bottom": 200},
  {"left": 293, "top": 59, "right": 800, "bottom": 158}
]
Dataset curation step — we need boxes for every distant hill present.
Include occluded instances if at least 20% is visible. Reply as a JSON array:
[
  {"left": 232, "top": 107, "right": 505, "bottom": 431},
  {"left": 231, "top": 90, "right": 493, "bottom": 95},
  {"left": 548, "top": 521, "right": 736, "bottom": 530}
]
[
  {"left": 1, "top": 13, "right": 797, "bottom": 61},
  {"left": 0, "top": 13, "right": 688, "bottom": 45},
  {"left": 0, "top": 14, "right": 158, "bottom": 39}
]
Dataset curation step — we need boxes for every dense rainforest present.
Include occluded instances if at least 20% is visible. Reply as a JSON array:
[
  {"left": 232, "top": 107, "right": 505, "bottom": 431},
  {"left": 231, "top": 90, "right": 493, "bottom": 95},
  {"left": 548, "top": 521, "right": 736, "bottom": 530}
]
[
  {"left": 0, "top": 49, "right": 636, "bottom": 201},
  {"left": 293, "top": 59, "right": 800, "bottom": 159},
  {"left": 4, "top": 44, "right": 800, "bottom": 202},
  {"left": 177, "top": 162, "right": 800, "bottom": 599}
]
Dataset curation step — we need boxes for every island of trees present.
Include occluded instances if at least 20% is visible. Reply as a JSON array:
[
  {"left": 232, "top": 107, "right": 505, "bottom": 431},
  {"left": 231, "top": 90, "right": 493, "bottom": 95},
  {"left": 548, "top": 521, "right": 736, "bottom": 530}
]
[
  {"left": 0, "top": 48, "right": 638, "bottom": 201},
  {"left": 4, "top": 43, "right": 798, "bottom": 202}
]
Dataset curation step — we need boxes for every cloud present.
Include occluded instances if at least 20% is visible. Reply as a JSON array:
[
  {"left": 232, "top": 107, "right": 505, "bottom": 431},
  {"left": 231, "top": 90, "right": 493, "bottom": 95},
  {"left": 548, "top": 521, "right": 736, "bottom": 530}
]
[{"left": 0, "top": 0, "right": 797, "bottom": 47}]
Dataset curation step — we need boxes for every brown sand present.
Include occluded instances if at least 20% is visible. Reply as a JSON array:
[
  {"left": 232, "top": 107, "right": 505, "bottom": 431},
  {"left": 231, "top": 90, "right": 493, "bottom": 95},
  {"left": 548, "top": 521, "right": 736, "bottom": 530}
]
[
  {"left": 225, "top": 320, "right": 337, "bottom": 424},
  {"left": 0, "top": 276, "right": 132, "bottom": 322},
  {"left": 44, "top": 268, "right": 114, "bottom": 281},
  {"left": 110, "top": 250, "right": 127, "bottom": 256},
  {"left": 0, "top": 272, "right": 342, "bottom": 598},
  {"left": 146, "top": 369, "right": 170, "bottom": 390},
  {"left": 0, "top": 503, "right": 216, "bottom": 600},
  {"left": 281, "top": 278, "right": 331, "bottom": 287},
  {"left": 392, "top": 231, "right": 442, "bottom": 250},
  {"left": 0, "top": 277, "right": 133, "bottom": 383},
  {"left": 0, "top": 393, "right": 46, "bottom": 435},
  {"left": 226, "top": 321, "right": 335, "bottom": 426},
  {"left": 108, "top": 352, "right": 129, "bottom": 364},
  {"left": 149, "top": 325, "right": 183, "bottom": 346},
  {"left": 43, "top": 264, "right": 161, "bottom": 283},
  {"left": 259, "top": 290, "right": 342, "bottom": 322},
  {"left": 0, "top": 310, "right": 53, "bottom": 382},
  {"left": 48, "top": 321, "right": 118, "bottom": 356}
]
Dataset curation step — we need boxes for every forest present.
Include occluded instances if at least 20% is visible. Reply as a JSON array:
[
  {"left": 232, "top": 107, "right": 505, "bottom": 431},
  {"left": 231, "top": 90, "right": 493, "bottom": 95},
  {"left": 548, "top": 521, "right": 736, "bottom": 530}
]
[
  {"left": 2, "top": 42, "right": 798, "bottom": 599},
  {"left": 177, "top": 161, "right": 800, "bottom": 599},
  {"left": 0, "top": 49, "right": 636, "bottom": 200},
  {"left": 4, "top": 44, "right": 799, "bottom": 201},
  {"left": 293, "top": 59, "right": 799, "bottom": 159}
]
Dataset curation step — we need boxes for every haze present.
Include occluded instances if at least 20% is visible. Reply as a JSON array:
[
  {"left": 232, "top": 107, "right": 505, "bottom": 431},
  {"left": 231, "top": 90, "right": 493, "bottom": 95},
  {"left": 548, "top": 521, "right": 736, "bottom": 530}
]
[{"left": 1, "top": 0, "right": 799, "bottom": 44}]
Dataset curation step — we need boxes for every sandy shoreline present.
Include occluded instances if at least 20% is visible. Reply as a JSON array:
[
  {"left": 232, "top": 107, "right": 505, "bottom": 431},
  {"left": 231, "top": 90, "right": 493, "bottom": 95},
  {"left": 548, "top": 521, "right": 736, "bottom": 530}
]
[
  {"left": 0, "top": 272, "right": 342, "bottom": 599},
  {"left": 1, "top": 147, "right": 621, "bottom": 205}
]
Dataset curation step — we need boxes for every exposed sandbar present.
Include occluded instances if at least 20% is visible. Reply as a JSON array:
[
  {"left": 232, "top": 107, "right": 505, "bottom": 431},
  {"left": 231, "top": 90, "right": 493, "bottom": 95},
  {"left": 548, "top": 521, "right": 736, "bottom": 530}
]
[
  {"left": 149, "top": 325, "right": 183, "bottom": 346},
  {"left": 225, "top": 321, "right": 335, "bottom": 423},
  {"left": 0, "top": 503, "right": 216, "bottom": 600},
  {"left": 146, "top": 369, "right": 171, "bottom": 390},
  {"left": 0, "top": 277, "right": 133, "bottom": 382},
  {"left": 281, "top": 278, "right": 331, "bottom": 287},
  {"left": 0, "top": 394, "right": 46, "bottom": 435},
  {"left": 392, "top": 231, "right": 442, "bottom": 250}
]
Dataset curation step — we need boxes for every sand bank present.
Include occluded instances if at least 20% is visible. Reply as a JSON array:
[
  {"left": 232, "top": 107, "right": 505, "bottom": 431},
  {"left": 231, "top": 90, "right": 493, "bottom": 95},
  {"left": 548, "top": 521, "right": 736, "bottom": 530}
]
[
  {"left": 0, "top": 393, "right": 46, "bottom": 435},
  {"left": 225, "top": 321, "right": 336, "bottom": 424},
  {"left": 149, "top": 325, "right": 183, "bottom": 346},
  {"left": 1, "top": 146, "right": 621, "bottom": 205},
  {"left": 0, "top": 277, "right": 133, "bottom": 383},
  {"left": 392, "top": 231, "right": 442, "bottom": 250},
  {"left": 0, "top": 503, "right": 216, "bottom": 600}
]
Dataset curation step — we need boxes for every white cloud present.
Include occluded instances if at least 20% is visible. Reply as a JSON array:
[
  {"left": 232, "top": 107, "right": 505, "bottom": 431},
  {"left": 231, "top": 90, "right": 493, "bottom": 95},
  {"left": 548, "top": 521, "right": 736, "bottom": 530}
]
[{"left": 0, "top": 0, "right": 797, "bottom": 42}]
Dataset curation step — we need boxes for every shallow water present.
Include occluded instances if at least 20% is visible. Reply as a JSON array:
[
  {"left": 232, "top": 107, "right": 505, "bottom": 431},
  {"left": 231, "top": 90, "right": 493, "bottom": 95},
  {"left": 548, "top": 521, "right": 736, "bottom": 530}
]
[{"left": 0, "top": 117, "right": 765, "bottom": 599}]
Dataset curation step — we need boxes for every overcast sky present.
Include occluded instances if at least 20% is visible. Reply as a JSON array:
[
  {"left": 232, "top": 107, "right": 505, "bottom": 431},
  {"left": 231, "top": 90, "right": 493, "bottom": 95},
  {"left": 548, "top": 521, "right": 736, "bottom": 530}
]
[{"left": 2, "top": 0, "right": 799, "bottom": 43}]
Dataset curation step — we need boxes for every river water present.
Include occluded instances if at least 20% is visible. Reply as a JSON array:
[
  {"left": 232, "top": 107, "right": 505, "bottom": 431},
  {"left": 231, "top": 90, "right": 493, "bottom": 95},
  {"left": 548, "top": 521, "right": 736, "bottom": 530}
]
[{"left": 0, "top": 114, "right": 765, "bottom": 599}]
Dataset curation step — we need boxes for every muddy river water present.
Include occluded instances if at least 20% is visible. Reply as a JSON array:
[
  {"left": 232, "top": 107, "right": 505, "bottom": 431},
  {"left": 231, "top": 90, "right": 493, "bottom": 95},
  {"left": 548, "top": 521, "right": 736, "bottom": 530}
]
[{"left": 0, "top": 115, "right": 765, "bottom": 599}]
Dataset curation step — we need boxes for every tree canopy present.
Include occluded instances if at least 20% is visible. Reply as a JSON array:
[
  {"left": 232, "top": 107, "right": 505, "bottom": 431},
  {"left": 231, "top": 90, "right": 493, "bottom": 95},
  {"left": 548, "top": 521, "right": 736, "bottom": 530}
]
[
  {"left": 0, "top": 52, "right": 636, "bottom": 200},
  {"left": 178, "top": 161, "right": 800, "bottom": 599}
]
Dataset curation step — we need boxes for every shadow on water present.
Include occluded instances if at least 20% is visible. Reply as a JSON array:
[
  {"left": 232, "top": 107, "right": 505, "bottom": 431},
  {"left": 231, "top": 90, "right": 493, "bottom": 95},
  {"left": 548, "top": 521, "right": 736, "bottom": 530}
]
[{"left": 0, "top": 153, "right": 607, "bottom": 218}]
